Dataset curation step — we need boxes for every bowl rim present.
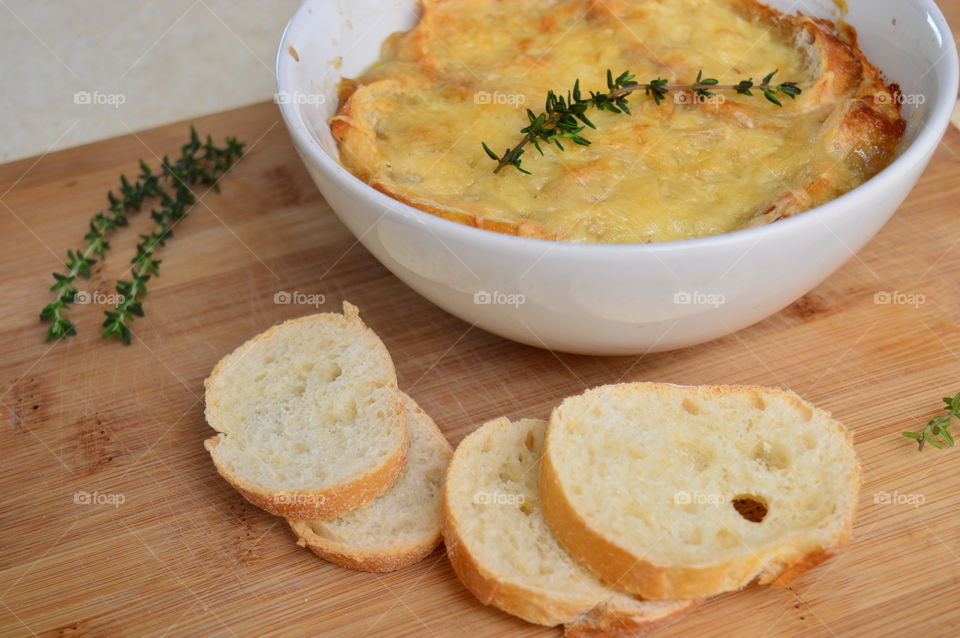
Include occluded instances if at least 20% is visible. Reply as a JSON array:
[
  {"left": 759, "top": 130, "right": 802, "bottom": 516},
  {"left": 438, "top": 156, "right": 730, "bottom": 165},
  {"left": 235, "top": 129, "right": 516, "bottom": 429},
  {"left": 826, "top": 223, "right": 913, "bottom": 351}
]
[{"left": 275, "top": 0, "right": 959, "bottom": 254}]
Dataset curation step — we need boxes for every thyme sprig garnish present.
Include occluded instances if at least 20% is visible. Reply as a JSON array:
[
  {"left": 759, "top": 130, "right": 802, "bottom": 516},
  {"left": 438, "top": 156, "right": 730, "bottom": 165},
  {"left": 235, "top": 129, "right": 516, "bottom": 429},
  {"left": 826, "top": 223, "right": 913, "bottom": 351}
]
[
  {"left": 102, "top": 130, "right": 244, "bottom": 344},
  {"left": 482, "top": 69, "right": 802, "bottom": 174},
  {"left": 903, "top": 392, "right": 960, "bottom": 451},
  {"left": 40, "top": 163, "right": 160, "bottom": 341},
  {"left": 41, "top": 127, "right": 244, "bottom": 343}
]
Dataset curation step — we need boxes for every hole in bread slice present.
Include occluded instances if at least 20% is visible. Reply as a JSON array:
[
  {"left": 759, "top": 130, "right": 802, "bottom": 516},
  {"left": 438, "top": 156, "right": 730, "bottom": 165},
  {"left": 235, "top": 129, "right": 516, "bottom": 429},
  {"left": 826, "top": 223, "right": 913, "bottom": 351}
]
[{"left": 731, "top": 494, "right": 769, "bottom": 523}]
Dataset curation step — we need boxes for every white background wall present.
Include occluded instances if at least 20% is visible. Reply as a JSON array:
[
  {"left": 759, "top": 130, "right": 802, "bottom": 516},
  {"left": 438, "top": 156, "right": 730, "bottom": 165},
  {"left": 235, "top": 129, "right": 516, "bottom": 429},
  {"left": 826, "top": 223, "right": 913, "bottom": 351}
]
[
  {"left": 0, "top": 0, "right": 300, "bottom": 163},
  {"left": 1, "top": 0, "right": 957, "bottom": 163}
]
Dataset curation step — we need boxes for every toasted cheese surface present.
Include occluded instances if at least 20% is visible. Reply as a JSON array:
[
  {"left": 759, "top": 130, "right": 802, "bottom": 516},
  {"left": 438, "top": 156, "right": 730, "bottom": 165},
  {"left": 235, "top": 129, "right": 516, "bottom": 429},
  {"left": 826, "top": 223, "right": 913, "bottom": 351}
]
[{"left": 334, "top": 0, "right": 905, "bottom": 243}]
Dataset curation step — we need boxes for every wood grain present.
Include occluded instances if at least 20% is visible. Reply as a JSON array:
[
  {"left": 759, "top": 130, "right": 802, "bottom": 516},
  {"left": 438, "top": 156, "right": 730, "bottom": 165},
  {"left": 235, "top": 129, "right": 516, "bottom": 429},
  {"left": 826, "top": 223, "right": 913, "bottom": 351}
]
[
  {"left": 1, "top": 82, "right": 959, "bottom": 638},
  {"left": 943, "top": 0, "right": 960, "bottom": 57}
]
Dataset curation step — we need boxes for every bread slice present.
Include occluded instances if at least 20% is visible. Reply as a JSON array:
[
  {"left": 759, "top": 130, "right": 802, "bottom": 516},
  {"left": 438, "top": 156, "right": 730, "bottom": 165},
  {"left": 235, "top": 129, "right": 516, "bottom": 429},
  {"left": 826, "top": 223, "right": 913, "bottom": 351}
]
[
  {"left": 541, "top": 383, "right": 862, "bottom": 600},
  {"left": 443, "top": 417, "right": 696, "bottom": 637},
  {"left": 204, "top": 302, "right": 408, "bottom": 520},
  {"left": 289, "top": 392, "right": 452, "bottom": 572}
]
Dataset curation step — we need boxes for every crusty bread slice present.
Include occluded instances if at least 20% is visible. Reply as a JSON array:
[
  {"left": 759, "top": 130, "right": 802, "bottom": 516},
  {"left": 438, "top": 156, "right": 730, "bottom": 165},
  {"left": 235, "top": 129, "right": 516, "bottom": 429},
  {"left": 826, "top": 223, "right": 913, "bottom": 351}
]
[
  {"left": 444, "top": 417, "right": 696, "bottom": 637},
  {"left": 289, "top": 392, "right": 452, "bottom": 572},
  {"left": 541, "top": 383, "right": 861, "bottom": 600},
  {"left": 204, "top": 302, "right": 408, "bottom": 520}
]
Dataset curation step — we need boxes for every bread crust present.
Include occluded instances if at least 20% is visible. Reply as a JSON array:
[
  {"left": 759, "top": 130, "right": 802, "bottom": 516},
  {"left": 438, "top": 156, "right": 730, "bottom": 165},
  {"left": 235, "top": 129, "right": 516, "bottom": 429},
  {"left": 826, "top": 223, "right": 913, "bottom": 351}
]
[
  {"left": 205, "top": 431, "right": 407, "bottom": 520},
  {"left": 204, "top": 302, "right": 409, "bottom": 520},
  {"left": 332, "top": 0, "right": 906, "bottom": 242},
  {"left": 540, "top": 383, "right": 862, "bottom": 600},
  {"left": 288, "top": 518, "right": 439, "bottom": 573},
  {"left": 443, "top": 417, "right": 696, "bottom": 635},
  {"left": 287, "top": 394, "right": 451, "bottom": 572},
  {"left": 443, "top": 507, "right": 583, "bottom": 625},
  {"left": 564, "top": 601, "right": 700, "bottom": 638},
  {"left": 445, "top": 513, "right": 692, "bottom": 637}
]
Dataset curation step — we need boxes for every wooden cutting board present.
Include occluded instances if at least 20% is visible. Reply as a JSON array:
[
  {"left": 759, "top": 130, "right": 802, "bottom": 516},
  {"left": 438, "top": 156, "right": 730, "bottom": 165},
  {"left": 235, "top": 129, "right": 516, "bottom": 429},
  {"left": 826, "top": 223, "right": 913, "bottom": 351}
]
[{"left": 1, "top": 97, "right": 959, "bottom": 638}]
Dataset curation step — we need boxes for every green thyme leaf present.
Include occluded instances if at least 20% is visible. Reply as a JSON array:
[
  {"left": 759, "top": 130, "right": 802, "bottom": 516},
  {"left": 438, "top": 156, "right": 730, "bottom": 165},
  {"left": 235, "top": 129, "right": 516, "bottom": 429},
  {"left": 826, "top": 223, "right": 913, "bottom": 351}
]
[
  {"left": 482, "top": 69, "right": 802, "bottom": 174},
  {"left": 903, "top": 391, "right": 960, "bottom": 451},
  {"left": 41, "top": 127, "right": 244, "bottom": 343}
]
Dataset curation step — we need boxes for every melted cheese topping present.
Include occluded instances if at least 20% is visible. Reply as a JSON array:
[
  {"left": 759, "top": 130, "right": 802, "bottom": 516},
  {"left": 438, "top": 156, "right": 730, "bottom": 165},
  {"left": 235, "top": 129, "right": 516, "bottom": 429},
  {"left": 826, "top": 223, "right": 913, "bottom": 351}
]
[{"left": 335, "top": 0, "right": 903, "bottom": 243}]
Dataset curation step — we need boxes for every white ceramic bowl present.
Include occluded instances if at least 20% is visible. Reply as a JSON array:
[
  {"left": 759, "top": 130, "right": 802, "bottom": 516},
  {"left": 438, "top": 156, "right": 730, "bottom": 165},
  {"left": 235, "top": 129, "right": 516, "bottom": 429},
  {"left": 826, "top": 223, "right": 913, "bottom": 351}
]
[{"left": 276, "top": 0, "right": 958, "bottom": 355}]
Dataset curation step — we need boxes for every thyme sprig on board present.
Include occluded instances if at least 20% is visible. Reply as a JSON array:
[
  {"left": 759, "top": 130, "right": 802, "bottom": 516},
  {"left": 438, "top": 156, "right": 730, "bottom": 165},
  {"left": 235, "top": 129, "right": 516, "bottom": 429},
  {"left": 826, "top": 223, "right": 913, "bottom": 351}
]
[
  {"left": 482, "top": 69, "right": 802, "bottom": 175},
  {"left": 41, "top": 127, "right": 244, "bottom": 344},
  {"left": 903, "top": 392, "right": 960, "bottom": 451},
  {"left": 40, "top": 163, "right": 160, "bottom": 341}
]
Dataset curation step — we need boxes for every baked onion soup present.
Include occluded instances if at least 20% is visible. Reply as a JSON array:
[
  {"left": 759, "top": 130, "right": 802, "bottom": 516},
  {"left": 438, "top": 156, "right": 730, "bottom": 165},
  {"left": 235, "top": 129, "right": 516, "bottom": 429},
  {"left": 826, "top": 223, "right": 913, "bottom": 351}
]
[{"left": 331, "top": 0, "right": 906, "bottom": 244}]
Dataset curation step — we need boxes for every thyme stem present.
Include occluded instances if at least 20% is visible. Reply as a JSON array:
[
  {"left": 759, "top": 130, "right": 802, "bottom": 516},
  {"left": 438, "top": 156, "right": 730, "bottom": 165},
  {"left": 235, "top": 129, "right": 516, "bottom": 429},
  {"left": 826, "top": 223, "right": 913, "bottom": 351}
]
[
  {"left": 903, "top": 392, "right": 960, "bottom": 451},
  {"left": 483, "top": 69, "right": 802, "bottom": 175},
  {"left": 40, "top": 127, "right": 244, "bottom": 344},
  {"left": 102, "top": 128, "right": 244, "bottom": 344}
]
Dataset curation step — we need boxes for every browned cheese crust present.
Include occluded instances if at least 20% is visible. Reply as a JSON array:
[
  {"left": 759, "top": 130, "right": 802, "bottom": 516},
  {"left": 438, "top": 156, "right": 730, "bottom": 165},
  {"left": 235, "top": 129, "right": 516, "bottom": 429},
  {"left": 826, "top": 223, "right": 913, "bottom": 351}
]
[{"left": 332, "top": 0, "right": 905, "bottom": 243}]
